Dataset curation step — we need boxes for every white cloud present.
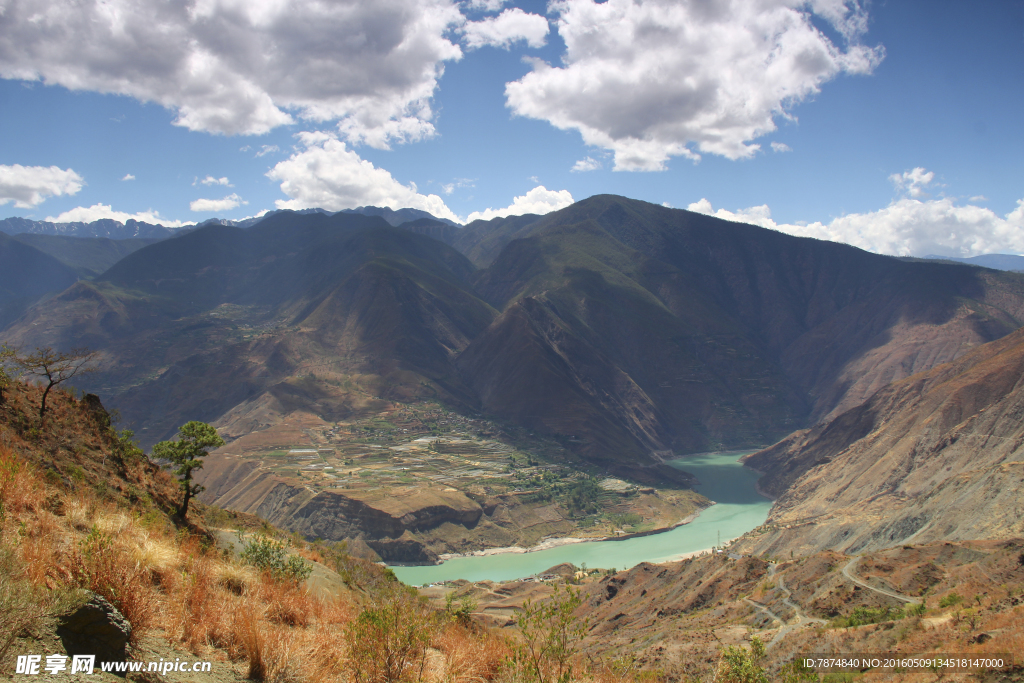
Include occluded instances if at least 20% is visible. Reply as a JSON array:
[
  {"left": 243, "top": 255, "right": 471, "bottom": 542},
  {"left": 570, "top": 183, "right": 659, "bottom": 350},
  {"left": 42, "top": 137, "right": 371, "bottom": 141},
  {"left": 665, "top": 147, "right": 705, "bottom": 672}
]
[
  {"left": 441, "top": 178, "right": 474, "bottom": 195},
  {"left": 889, "top": 167, "right": 935, "bottom": 198},
  {"left": 121, "top": 173, "right": 136, "bottom": 181},
  {"left": 45, "top": 203, "right": 190, "bottom": 227},
  {"left": 0, "top": 164, "right": 84, "bottom": 208},
  {"left": 770, "top": 142, "right": 792, "bottom": 153},
  {"left": 266, "top": 131, "right": 460, "bottom": 223},
  {"left": 571, "top": 156, "right": 602, "bottom": 172},
  {"left": 970, "top": 195, "right": 988, "bottom": 203},
  {"left": 466, "top": 185, "right": 574, "bottom": 222},
  {"left": 0, "top": 0, "right": 465, "bottom": 145},
  {"left": 463, "top": 8, "right": 549, "bottom": 49},
  {"left": 190, "top": 193, "right": 247, "bottom": 213},
  {"left": 254, "top": 145, "right": 280, "bottom": 158},
  {"left": 505, "top": 0, "right": 883, "bottom": 171},
  {"left": 196, "top": 175, "right": 232, "bottom": 187},
  {"left": 688, "top": 188, "right": 1024, "bottom": 258}
]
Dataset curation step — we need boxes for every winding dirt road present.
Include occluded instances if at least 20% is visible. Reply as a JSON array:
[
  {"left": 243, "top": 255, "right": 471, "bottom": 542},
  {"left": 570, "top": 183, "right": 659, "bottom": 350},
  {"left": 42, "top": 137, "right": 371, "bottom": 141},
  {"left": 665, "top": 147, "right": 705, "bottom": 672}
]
[
  {"left": 841, "top": 557, "right": 922, "bottom": 605},
  {"left": 748, "top": 563, "right": 826, "bottom": 649}
]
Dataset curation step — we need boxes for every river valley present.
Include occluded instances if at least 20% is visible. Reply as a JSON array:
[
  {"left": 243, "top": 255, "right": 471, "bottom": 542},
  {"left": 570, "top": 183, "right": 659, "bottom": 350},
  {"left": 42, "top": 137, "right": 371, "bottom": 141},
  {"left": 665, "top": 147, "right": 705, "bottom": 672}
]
[{"left": 391, "top": 451, "right": 771, "bottom": 584}]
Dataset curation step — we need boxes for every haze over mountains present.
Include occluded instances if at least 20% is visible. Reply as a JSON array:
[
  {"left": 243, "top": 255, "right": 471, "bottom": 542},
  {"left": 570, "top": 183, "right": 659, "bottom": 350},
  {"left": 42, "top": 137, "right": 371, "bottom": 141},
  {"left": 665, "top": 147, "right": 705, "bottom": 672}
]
[{"left": 4, "top": 195, "right": 1024, "bottom": 488}]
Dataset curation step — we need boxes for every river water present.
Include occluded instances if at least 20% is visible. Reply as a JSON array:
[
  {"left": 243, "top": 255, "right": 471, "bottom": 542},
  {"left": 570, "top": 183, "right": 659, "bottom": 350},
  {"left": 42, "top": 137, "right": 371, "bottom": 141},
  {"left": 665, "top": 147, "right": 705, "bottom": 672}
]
[{"left": 391, "top": 451, "right": 771, "bottom": 585}]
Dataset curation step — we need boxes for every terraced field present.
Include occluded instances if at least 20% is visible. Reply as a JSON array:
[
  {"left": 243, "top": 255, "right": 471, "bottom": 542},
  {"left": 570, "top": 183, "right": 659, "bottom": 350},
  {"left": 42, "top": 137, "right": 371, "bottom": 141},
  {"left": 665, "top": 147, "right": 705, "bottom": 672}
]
[{"left": 197, "top": 401, "right": 707, "bottom": 562}]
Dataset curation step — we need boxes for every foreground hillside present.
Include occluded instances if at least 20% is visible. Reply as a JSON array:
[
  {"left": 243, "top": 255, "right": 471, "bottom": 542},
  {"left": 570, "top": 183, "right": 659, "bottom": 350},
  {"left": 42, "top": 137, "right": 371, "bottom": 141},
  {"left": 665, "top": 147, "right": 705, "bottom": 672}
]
[
  {"left": 5, "top": 195, "right": 1024, "bottom": 485},
  {"left": 440, "top": 539, "right": 1024, "bottom": 681},
  {"left": 1, "top": 380, "right": 675, "bottom": 682},
  {"left": 737, "top": 325, "right": 1024, "bottom": 558}
]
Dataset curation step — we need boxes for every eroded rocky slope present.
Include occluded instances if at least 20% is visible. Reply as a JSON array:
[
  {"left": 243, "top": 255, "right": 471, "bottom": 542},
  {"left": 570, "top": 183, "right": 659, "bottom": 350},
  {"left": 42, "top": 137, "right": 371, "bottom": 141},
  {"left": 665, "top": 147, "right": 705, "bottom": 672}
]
[{"left": 737, "top": 326, "right": 1024, "bottom": 557}]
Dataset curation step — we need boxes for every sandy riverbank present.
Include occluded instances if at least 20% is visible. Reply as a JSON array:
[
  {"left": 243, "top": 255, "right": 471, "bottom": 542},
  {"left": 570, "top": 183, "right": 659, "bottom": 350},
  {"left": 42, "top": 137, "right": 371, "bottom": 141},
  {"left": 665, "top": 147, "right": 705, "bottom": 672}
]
[{"left": 435, "top": 506, "right": 711, "bottom": 562}]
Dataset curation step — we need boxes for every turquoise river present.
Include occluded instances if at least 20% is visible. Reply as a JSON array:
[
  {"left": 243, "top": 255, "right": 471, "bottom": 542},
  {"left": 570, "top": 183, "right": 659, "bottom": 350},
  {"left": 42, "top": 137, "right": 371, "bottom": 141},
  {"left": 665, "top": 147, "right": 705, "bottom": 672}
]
[{"left": 391, "top": 451, "right": 771, "bottom": 585}]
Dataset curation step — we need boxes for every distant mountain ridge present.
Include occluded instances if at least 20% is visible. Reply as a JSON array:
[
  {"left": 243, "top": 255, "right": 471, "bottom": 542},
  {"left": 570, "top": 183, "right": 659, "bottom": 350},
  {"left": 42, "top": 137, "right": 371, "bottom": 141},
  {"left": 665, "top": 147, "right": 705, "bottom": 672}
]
[
  {"left": 922, "top": 253, "right": 1024, "bottom": 272},
  {"left": 0, "top": 204, "right": 459, "bottom": 240},
  {"left": 0, "top": 215, "right": 185, "bottom": 239},
  {"left": 4, "top": 195, "right": 1024, "bottom": 484}
]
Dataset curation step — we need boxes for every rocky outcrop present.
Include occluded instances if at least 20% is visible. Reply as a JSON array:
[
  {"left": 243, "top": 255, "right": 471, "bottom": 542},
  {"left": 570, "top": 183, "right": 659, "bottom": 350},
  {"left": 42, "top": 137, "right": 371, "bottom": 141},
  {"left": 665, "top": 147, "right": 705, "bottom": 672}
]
[{"left": 57, "top": 592, "right": 132, "bottom": 662}]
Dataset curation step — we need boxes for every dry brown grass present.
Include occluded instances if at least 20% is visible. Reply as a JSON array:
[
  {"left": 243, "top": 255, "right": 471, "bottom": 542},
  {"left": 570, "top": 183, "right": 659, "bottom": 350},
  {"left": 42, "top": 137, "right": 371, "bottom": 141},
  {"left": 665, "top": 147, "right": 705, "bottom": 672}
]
[{"left": 435, "top": 626, "right": 511, "bottom": 682}]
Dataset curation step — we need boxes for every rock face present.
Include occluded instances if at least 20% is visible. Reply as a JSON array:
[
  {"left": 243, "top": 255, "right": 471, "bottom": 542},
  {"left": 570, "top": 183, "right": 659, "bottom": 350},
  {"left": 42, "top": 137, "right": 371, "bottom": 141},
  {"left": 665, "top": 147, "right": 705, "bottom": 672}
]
[
  {"left": 57, "top": 592, "right": 132, "bottom": 662},
  {"left": 738, "top": 326, "right": 1024, "bottom": 558}
]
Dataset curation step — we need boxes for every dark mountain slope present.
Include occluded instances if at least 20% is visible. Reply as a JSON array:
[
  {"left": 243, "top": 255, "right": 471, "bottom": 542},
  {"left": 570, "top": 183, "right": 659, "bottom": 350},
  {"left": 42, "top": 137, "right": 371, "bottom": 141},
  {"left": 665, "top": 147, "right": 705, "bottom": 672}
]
[
  {"left": 459, "top": 217, "right": 806, "bottom": 474},
  {"left": 457, "top": 197, "right": 1024, "bottom": 469},
  {"left": 396, "top": 217, "right": 462, "bottom": 246},
  {"left": 737, "top": 325, "right": 1024, "bottom": 557},
  {"left": 9, "top": 233, "right": 162, "bottom": 277},
  {"left": 452, "top": 213, "right": 544, "bottom": 267},
  {"left": 0, "top": 232, "right": 81, "bottom": 328},
  {"left": 3, "top": 211, "right": 495, "bottom": 445}
]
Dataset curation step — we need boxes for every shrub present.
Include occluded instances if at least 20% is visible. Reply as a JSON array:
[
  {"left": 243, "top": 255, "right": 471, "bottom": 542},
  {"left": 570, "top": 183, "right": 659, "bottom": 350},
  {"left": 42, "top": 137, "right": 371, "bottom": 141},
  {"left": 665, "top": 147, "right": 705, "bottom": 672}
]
[
  {"left": 830, "top": 605, "right": 904, "bottom": 628},
  {"left": 511, "top": 583, "right": 589, "bottom": 683},
  {"left": 239, "top": 533, "right": 313, "bottom": 584},
  {"left": 939, "top": 592, "right": 963, "bottom": 608},
  {"left": 717, "top": 636, "right": 769, "bottom": 683},
  {"left": 444, "top": 591, "right": 477, "bottom": 626},
  {"left": 344, "top": 584, "right": 436, "bottom": 682}
]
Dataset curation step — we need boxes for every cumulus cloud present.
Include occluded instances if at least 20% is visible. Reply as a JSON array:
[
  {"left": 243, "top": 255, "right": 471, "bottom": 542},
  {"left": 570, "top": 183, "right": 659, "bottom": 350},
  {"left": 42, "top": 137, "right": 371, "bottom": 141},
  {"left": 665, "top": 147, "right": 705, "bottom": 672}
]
[
  {"left": 266, "top": 131, "right": 460, "bottom": 223},
  {"left": 463, "top": 8, "right": 549, "bottom": 49},
  {"left": 190, "top": 193, "right": 247, "bottom": 212},
  {"left": 121, "top": 173, "right": 136, "bottom": 181},
  {"left": 688, "top": 190, "right": 1024, "bottom": 258},
  {"left": 889, "top": 167, "right": 935, "bottom": 198},
  {"left": 571, "top": 156, "right": 602, "bottom": 172},
  {"left": 45, "top": 203, "right": 190, "bottom": 227},
  {"left": 770, "top": 142, "right": 792, "bottom": 153},
  {"left": 196, "top": 176, "right": 232, "bottom": 187},
  {"left": 254, "top": 145, "right": 280, "bottom": 158},
  {"left": 0, "top": 0, "right": 464, "bottom": 145},
  {"left": 505, "top": 0, "right": 884, "bottom": 170},
  {"left": 0, "top": 164, "right": 84, "bottom": 208},
  {"left": 466, "top": 185, "right": 574, "bottom": 222}
]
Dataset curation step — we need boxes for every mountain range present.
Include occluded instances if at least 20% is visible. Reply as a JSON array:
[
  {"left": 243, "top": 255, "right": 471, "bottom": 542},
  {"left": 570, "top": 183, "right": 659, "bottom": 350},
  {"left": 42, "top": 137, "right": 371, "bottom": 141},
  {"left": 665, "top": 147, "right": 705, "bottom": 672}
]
[{"left": 4, "top": 195, "right": 1024, "bottom": 486}]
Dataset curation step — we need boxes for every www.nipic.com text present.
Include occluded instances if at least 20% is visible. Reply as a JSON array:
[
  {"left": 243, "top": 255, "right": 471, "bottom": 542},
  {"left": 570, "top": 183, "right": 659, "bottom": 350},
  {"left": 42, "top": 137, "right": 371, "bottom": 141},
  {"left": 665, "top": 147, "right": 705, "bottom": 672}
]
[{"left": 16, "top": 654, "right": 213, "bottom": 675}]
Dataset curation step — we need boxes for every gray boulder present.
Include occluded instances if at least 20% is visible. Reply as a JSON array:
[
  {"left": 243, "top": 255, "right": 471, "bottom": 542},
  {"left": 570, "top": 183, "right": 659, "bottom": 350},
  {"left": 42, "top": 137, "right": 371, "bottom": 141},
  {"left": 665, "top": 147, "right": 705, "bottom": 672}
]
[{"left": 57, "top": 592, "right": 132, "bottom": 662}]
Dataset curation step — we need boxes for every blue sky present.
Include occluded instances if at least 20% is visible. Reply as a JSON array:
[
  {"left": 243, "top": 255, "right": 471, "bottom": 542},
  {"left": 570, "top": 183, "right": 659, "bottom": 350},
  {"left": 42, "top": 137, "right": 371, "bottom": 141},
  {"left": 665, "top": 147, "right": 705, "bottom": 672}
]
[{"left": 1, "top": 0, "right": 1022, "bottom": 257}]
